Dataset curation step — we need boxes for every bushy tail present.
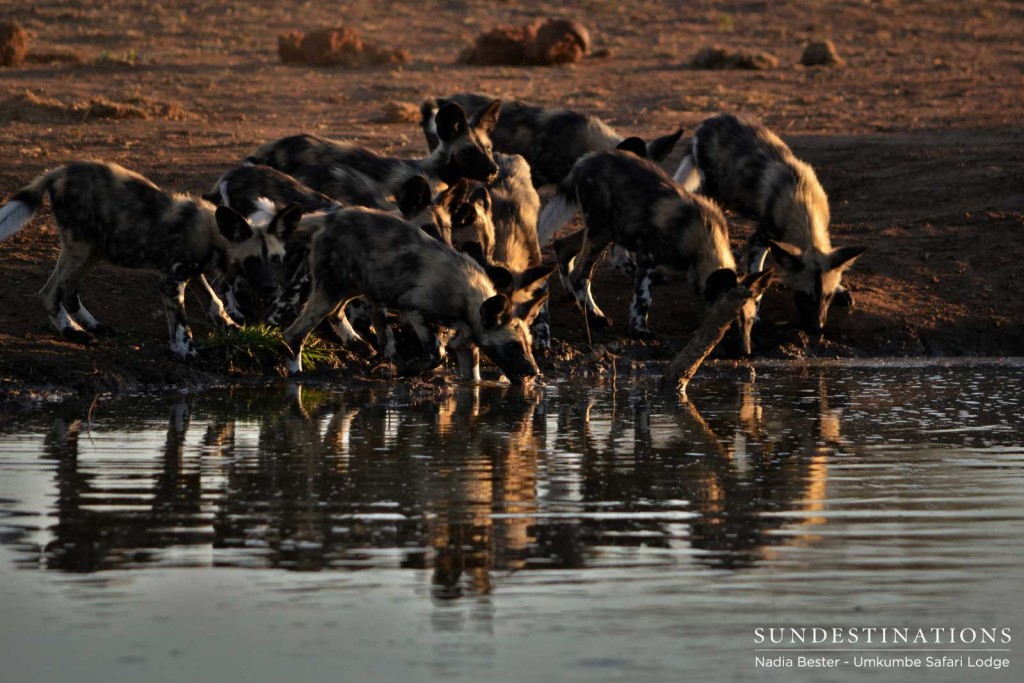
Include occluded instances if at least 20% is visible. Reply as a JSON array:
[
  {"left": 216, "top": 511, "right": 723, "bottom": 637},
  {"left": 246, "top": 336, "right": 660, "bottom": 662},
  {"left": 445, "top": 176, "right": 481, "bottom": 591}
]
[
  {"left": 537, "top": 190, "right": 579, "bottom": 247},
  {"left": 0, "top": 167, "right": 63, "bottom": 242},
  {"left": 420, "top": 98, "right": 440, "bottom": 152}
]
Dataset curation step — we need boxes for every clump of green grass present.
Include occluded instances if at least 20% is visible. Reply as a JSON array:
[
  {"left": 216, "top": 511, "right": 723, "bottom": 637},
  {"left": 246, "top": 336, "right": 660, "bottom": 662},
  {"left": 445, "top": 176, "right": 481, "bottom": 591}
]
[
  {"left": 201, "top": 324, "right": 343, "bottom": 373},
  {"left": 95, "top": 50, "right": 142, "bottom": 66}
]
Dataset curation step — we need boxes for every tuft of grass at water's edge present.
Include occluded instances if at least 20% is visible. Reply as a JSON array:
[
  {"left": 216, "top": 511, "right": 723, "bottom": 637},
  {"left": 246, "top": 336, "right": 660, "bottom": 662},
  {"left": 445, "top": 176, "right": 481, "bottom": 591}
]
[{"left": 200, "top": 324, "right": 344, "bottom": 374}]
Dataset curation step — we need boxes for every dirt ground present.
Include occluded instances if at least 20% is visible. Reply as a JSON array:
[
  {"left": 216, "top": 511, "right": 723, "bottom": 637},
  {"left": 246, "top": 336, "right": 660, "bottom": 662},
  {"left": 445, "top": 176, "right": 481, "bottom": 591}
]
[{"left": 1, "top": 0, "right": 1022, "bottom": 398}]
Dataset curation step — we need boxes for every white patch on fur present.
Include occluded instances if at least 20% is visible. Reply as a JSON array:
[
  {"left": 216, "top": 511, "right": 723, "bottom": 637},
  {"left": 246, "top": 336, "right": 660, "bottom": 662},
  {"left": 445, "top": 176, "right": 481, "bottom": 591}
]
[
  {"left": 247, "top": 197, "right": 277, "bottom": 228},
  {"left": 50, "top": 305, "right": 82, "bottom": 333},
  {"left": 285, "top": 356, "right": 302, "bottom": 375},
  {"left": 72, "top": 303, "right": 100, "bottom": 330},
  {"left": 537, "top": 194, "right": 578, "bottom": 246},
  {"left": 169, "top": 324, "right": 196, "bottom": 359},
  {"left": 629, "top": 274, "right": 652, "bottom": 332},
  {"left": 576, "top": 279, "right": 605, "bottom": 319},
  {"left": 224, "top": 288, "right": 245, "bottom": 322},
  {"left": 748, "top": 247, "right": 769, "bottom": 274},
  {"left": 218, "top": 180, "right": 231, "bottom": 208},
  {"left": 425, "top": 111, "right": 437, "bottom": 139},
  {"left": 329, "top": 313, "right": 365, "bottom": 345},
  {"left": 0, "top": 200, "right": 36, "bottom": 242},
  {"left": 673, "top": 155, "right": 701, "bottom": 192}
]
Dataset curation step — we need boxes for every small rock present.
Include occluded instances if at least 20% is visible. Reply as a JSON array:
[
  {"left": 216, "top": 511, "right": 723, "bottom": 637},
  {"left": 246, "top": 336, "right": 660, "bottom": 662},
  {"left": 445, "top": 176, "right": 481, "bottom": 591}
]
[
  {"left": 801, "top": 39, "right": 844, "bottom": 66},
  {"left": 525, "top": 18, "right": 590, "bottom": 65},
  {"left": 459, "top": 17, "right": 590, "bottom": 66},
  {"left": 0, "top": 21, "right": 29, "bottom": 67},
  {"left": 691, "top": 45, "right": 778, "bottom": 70},
  {"left": 379, "top": 100, "right": 420, "bottom": 123}
]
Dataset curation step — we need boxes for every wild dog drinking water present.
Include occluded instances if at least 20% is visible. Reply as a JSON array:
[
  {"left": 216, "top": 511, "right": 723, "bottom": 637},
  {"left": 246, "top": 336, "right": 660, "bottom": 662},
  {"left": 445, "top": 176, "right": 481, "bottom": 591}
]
[
  {"left": 538, "top": 150, "right": 771, "bottom": 354},
  {"left": 0, "top": 162, "right": 291, "bottom": 359},
  {"left": 281, "top": 206, "right": 546, "bottom": 383},
  {"left": 248, "top": 100, "right": 501, "bottom": 198},
  {"left": 673, "top": 113, "right": 866, "bottom": 332},
  {"left": 421, "top": 93, "right": 683, "bottom": 187},
  {"left": 261, "top": 175, "right": 483, "bottom": 342}
]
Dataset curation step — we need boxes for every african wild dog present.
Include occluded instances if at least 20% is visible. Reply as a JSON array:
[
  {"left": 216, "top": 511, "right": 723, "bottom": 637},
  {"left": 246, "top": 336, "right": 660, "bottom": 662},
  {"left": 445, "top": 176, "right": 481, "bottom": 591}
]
[
  {"left": 478, "top": 152, "right": 554, "bottom": 350},
  {"left": 421, "top": 93, "right": 683, "bottom": 187},
  {"left": 261, "top": 174, "right": 474, "bottom": 333},
  {"left": 0, "top": 162, "right": 291, "bottom": 359},
  {"left": 203, "top": 164, "right": 339, "bottom": 217},
  {"left": 281, "top": 207, "right": 547, "bottom": 383},
  {"left": 673, "top": 113, "right": 866, "bottom": 332},
  {"left": 449, "top": 182, "right": 496, "bottom": 265},
  {"left": 538, "top": 150, "right": 772, "bottom": 354},
  {"left": 248, "top": 100, "right": 502, "bottom": 198},
  {"left": 549, "top": 136, "right": 666, "bottom": 286}
]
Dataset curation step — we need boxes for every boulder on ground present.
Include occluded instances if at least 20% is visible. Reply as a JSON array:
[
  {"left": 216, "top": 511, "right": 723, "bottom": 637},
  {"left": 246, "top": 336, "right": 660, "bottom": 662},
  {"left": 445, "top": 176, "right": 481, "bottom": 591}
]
[
  {"left": 459, "top": 18, "right": 590, "bottom": 66},
  {"left": 801, "top": 39, "right": 844, "bottom": 66},
  {"left": 0, "top": 21, "right": 30, "bottom": 67},
  {"left": 525, "top": 18, "right": 590, "bottom": 65}
]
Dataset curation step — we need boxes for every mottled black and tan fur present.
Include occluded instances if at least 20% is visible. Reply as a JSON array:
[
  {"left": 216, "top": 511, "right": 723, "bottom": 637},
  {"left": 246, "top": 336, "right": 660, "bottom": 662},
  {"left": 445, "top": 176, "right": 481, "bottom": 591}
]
[
  {"left": 421, "top": 93, "right": 683, "bottom": 187},
  {"left": 281, "top": 207, "right": 546, "bottom": 383},
  {"left": 248, "top": 100, "right": 502, "bottom": 199},
  {"left": 0, "top": 162, "right": 292, "bottom": 359},
  {"left": 204, "top": 164, "right": 339, "bottom": 217},
  {"left": 480, "top": 152, "right": 553, "bottom": 349},
  {"left": 673, "top": 114, "right": 866, "bottom": 332},
  {"left": 538, "top": 150, "right": 770, "bottom": 354}
]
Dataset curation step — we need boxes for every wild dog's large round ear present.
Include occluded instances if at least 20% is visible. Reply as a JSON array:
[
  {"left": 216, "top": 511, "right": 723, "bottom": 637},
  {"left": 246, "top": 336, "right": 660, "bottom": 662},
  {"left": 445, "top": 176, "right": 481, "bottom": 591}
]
[
  {"left": 438, "top": 178, "right": 472, "bottom": 211},
  {"left": 471, "top": 99, "right": 502, "bottom": 134},
  {"left": 704, "top": 268, "right": 739, "bottom": 302},
  {"left": 469, "top": 185, "right": 491, "bottom": 212},
  {"left": 768, "top": 240, "right": 805, "bottom": 272},
  {"left": 647, "top": 128, "right": 685, "bottom": 162},
  {"left": 740, "top": 268, "right": 774, "bottom": 297},
  {"left": 269, "top": 203, "right": 302, "bottom": 240},
  {"left": 485, "top": 265, "right": 514, "bottom": 292},
  {"left": 615, "top": 137, "right": 648, "bottom": 158},
  {"left": 435, "top": 102, "right": 469, "bottom": 143},
  {"left": 828, "top": 245, "right": 868, "bottom": 271},
  {"left": 517, "top": 264, "right": 556, "bottom": 292},
  {"left": 215, "top": 206, "right": 253, "bottom": 242},
  {"left": 420, "top": 99, "right": 441, "bottom": 151},
  {"left": 480, "top": 293, "right": 513, "bottom": 328},
  {"left": 517, "top": 290, "right": 550, "bottom": 325},
  {"left": 396, "top": 176, "right": 432, "bottom": 217}
]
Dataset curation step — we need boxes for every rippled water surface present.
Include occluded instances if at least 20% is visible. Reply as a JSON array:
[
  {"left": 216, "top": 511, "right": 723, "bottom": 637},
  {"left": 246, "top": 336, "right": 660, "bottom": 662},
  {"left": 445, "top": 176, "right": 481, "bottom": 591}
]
[{"left": 1, "top": 364, "right": 1023, "bottom": 682}]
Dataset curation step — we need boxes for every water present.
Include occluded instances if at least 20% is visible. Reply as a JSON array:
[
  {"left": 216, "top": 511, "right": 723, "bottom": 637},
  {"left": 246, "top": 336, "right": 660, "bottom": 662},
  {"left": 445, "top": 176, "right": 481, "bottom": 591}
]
[{"left": 1, "top": 364, "right": 1023, "bottom": 682}]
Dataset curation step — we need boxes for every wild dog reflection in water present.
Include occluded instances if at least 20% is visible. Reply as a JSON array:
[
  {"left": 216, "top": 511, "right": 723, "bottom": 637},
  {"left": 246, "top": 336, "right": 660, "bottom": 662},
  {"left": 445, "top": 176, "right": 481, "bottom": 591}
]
[{"left": 27, "top": 376, "right": 845, "bottom": 584}]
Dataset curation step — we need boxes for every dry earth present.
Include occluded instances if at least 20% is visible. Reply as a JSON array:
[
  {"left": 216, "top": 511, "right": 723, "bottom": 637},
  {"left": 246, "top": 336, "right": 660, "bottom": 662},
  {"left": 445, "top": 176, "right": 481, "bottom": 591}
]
[{"left": 1, "top": 0, "right": 1022, "bottom": 398}]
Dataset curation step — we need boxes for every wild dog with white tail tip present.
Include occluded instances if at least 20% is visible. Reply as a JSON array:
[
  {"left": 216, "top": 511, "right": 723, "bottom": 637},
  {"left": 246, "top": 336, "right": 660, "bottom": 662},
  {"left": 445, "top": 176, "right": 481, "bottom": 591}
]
[
  {"left": 0, "top": 162, "right": 291, "bottom": 359},
  {"left": 281, "top": 207, "right": 546, "bottom": 383},
  {"left": 248, "top": 100, "right": 501, "bottom": 199},
  {"left": 421, "top": 93, "right": 683, "bottom": 187},
  {"left": 539, "top": 150, "right": 772, "bottom": 355},
  {"left": 673, "top": 113, "right": 866, "bottom": 332}
]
